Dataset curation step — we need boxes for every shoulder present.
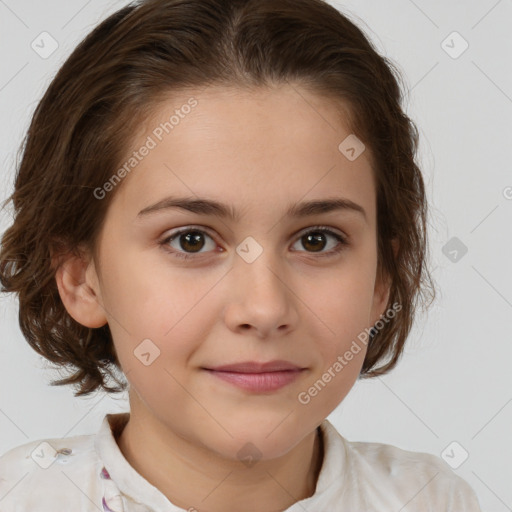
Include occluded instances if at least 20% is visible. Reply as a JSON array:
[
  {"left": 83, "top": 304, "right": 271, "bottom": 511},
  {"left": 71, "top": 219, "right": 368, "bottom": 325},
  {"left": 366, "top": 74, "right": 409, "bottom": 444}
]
[
  {"left": 347, "top": 439, "right": 481, "bottom": 510},
  {"left": 320, "top": 421, "right": 481, "bottom": 511},
  {"left": 349, "top": 437, "right": 453, "bottom": 476},
  {"left": 0, "top": 432, "right": 104, "bottom": 511}
]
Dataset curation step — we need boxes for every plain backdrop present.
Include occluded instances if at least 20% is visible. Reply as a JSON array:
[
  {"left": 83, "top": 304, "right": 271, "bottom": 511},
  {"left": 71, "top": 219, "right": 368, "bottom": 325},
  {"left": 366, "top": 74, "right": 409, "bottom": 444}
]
[{"left": 0, "top": 1, "right": 511, "bottom": 510}]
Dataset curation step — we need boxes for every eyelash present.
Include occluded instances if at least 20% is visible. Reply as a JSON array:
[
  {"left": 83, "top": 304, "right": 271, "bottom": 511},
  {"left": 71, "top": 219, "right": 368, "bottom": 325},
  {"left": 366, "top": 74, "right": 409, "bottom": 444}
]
[{"left": 159, "top": 225, "right": 348, "bottom": 261}]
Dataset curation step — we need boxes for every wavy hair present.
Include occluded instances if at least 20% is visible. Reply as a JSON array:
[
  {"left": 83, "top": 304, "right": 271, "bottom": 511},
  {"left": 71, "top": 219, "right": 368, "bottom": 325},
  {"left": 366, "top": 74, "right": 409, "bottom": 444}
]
[{"left": 0, "top": 0, "right": 435, "bottom": 396}]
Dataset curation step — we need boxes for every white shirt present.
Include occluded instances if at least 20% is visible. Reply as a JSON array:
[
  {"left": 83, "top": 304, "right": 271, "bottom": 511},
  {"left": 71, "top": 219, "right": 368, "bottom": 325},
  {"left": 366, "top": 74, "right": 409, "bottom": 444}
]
[{"left": 0, "top": 412, "right": 482, "bottom": 511}]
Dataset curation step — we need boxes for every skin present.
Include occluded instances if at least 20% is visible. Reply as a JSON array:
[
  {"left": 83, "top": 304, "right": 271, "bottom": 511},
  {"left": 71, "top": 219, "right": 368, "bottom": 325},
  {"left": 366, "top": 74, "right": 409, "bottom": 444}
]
[{"left": 56, "top": 84, "right": 392, "bottom": 512}]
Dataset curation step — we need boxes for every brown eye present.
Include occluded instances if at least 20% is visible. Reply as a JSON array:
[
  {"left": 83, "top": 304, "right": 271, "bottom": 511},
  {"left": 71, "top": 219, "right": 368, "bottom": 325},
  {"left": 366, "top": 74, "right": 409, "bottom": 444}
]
[
  {"left": 291, "top": 227, "right": 347, "bottom": 257},
  {"left": 161, "top": 228, "right": 217, "bottom": 259},
  {"left": 301, "top": 232, "right": 328, "bottom": 252},
  {"left": 177, "top": 231, "right": 207, "bottom": 252},
  {"left": 160, "top": 225, "right": 347, "bottom": 261}
]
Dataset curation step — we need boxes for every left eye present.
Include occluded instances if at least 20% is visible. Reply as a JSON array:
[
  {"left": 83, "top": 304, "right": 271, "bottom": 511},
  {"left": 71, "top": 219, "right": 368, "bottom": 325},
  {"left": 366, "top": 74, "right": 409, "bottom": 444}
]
[
  {"left": 159, "top": 226, "right": 347, "bottom": 260},
  {"left": 290, "top": 227, "right": 347, "bottom": 256}
]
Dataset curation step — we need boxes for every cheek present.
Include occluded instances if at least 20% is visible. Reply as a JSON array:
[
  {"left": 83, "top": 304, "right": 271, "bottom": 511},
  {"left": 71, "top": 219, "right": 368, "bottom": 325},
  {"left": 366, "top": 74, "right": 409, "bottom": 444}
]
[
  {"left": 296, "top": 345, "right": 366, "bottom": 422},
  {"left": 313, "top": 332, "right": 368, "bottom": 391},
  {"left": 297, "top": 262, "right": 374, "bottom": 400},
  {"left": 99, "top": 256, "right": 220, "bottom": 384},
  {"left": 302, "top": 263, "right": 376, "bottom": 341},
  {"left": 100, "top": 246, "right": 219, "bottom": 337}
]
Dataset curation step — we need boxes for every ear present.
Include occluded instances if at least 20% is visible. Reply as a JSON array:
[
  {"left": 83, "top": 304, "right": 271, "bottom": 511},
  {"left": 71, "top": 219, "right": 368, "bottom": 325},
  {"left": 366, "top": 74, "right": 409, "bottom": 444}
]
[
  {"left": 369, "top": 238, "right": 399, "bottom": 325},
  {"left": 53, "top": 246, "right": 107, "bottom": 328}
]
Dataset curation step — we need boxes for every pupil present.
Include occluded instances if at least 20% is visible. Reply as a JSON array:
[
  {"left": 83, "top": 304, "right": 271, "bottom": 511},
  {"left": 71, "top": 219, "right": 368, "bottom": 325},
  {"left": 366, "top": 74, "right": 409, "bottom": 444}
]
[
  {"left": 304, "top": 232, "right": 326, "bottom": 252},
  {"left": 181, "top": 231, "right": 204, "bottom": 252}
]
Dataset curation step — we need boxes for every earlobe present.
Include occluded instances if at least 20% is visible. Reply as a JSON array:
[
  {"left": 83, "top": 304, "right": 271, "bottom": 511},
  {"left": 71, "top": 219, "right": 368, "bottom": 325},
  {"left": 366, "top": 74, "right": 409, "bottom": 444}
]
[{"left": 53, "top": 248, "right": 107, "bottom": 328}]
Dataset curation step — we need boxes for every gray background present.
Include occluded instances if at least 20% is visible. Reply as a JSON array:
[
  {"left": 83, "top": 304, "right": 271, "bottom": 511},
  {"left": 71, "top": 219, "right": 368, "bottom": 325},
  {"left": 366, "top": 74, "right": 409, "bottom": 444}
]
[{"left": 1, "top": 1, "right": 511, "bottom": 510}]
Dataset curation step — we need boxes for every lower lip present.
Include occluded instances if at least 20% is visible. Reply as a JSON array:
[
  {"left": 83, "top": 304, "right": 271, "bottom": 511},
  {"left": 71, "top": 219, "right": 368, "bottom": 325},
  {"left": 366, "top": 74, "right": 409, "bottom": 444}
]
[{"left": 204, "top": 369, "right": 304, "bottom": 392}]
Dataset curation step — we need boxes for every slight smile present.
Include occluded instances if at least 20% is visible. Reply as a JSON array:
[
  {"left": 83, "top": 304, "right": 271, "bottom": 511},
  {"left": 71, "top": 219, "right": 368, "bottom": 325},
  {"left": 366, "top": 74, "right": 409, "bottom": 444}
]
[{"left": 202, "top": 360, "right": 308, "bottom": 393}]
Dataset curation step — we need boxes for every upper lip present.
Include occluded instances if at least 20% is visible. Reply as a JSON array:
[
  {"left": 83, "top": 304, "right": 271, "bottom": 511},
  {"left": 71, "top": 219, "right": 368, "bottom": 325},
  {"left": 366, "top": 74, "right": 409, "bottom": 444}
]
[{"left": 205, "top": 360, "right": 305, "bottom": 373}]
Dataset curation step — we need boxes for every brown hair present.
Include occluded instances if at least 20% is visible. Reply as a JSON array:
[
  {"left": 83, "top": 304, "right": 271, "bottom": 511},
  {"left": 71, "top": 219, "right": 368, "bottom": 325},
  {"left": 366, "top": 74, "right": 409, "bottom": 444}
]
[{"left": 0, "top": 0, "right": 435, "bottom": 397}]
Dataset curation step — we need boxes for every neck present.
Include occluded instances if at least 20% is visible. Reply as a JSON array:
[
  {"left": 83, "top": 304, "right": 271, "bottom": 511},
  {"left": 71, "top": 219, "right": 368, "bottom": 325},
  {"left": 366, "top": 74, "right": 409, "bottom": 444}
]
[{"left": 116, "top": 398, "right": 324, "bottom": 512}]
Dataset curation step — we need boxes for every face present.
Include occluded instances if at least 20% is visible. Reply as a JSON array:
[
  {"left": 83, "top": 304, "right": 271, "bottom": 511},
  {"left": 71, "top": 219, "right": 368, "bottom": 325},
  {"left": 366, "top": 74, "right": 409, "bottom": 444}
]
[{"left": 86, "top": 84, "right": 390, "bottom": 460}]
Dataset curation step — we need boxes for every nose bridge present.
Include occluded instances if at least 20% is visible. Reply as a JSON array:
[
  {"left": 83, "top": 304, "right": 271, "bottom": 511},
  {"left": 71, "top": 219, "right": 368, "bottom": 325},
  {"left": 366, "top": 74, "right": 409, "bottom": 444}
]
[
  {"left": 226, "top": 235, "right": 296, "bottom": 334},
  {"left": 235, "top": 236, "right": 287, "bottom": 300}
]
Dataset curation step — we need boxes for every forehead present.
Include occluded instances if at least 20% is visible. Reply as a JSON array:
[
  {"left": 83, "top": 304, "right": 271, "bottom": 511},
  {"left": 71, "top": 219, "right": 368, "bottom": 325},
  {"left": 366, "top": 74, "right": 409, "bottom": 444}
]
[{"left": 108, "top": 84, "right": 376, "bottom": 226}]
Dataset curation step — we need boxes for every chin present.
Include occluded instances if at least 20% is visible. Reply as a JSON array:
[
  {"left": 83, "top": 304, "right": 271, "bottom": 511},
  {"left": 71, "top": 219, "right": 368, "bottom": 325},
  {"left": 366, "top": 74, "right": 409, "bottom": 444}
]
[{"left": 210, "top": 422, "right": 312, "bottom": 463}]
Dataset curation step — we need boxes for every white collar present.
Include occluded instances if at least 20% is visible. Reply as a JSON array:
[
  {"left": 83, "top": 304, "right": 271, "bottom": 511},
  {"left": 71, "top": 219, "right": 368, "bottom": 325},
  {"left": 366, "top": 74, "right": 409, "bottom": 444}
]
[{"left": 94, "top": 412, "right": 347, "bottom": 510}]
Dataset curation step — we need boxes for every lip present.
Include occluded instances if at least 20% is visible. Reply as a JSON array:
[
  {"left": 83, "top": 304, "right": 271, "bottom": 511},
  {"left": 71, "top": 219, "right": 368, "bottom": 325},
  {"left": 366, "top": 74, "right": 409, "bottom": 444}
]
[
  {"left": 203, "top": 360, "right": 307, "bottom": 393},
  {"left": 206, "top": 360, "right": 304, "bottom": 373}
]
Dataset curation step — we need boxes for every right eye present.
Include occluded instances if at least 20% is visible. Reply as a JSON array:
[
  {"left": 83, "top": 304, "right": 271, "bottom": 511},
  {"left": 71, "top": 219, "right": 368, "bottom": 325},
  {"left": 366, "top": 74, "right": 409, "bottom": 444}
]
[{"left": 159, "top": 227, "right": 218, "bottom": 260}]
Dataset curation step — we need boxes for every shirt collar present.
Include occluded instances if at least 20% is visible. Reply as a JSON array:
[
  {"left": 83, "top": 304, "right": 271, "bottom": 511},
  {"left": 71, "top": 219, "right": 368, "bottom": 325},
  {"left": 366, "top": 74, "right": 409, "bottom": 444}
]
[
  {"left": 95, "top": 413, "right": 346, "bottom": 510},
  {"left": 95, "top": 412, "right": 180, "bottom": 510}
]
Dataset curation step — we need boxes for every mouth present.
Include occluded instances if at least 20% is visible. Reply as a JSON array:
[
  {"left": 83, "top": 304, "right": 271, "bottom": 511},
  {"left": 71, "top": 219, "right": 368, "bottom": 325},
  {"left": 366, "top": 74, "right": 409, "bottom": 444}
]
[{"left": 202, "top": 360, "right": 307, "bottom": 393}]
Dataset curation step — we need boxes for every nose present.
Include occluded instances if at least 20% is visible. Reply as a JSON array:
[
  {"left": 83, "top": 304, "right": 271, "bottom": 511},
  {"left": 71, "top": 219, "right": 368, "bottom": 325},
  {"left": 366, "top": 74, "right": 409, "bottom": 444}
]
[{"left": 222, "top": 248, "right": 299, "bottom": 339}]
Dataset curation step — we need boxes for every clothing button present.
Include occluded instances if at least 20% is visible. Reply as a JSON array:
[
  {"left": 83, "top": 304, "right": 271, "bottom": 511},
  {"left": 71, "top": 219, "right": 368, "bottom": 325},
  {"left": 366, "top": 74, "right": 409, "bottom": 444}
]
[{"left": 56, "top": 447, "right": 73, "bottom": 464}]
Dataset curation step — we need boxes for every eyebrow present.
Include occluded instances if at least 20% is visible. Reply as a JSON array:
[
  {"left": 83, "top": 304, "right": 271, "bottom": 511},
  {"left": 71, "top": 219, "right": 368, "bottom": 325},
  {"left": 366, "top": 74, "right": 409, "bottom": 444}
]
[{"left": 137, "top": 196, "right": 367, "bottom": 223}]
